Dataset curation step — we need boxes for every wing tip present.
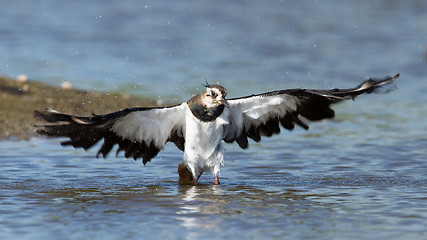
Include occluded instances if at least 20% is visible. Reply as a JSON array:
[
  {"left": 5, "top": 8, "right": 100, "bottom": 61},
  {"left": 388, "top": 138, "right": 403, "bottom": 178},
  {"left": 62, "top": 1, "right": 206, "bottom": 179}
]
[
  {"left": 33, "top": 108, "right": 73, "bottom": 123},
  {"left": 376, "top": 73, "right": 400, "bottom": 86},
  {"left": 392, "top": 73, "right": 400, "bottom": 79}
]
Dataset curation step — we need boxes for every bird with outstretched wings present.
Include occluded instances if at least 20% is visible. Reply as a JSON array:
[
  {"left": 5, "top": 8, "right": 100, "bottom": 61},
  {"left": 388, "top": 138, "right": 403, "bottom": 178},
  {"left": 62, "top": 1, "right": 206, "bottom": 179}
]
[{"left": 34, "top": 73, "right": 399, "bottom": 185}]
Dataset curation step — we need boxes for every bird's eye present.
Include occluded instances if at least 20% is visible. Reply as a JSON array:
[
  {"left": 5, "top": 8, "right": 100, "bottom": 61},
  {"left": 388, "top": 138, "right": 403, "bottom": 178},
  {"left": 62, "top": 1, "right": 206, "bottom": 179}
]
[{"left": 211, "top": 91, "right": 217, "bottom": 98}]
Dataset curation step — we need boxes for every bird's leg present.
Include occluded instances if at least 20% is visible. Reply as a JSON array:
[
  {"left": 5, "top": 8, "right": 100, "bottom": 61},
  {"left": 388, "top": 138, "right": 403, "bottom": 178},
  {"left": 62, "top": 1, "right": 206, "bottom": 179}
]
[
  {"left": 214, "top": 174, "right": 220, "bottom": 185},
  {"left": 193, "top": 172, "right": 203, "bottom": 185}
]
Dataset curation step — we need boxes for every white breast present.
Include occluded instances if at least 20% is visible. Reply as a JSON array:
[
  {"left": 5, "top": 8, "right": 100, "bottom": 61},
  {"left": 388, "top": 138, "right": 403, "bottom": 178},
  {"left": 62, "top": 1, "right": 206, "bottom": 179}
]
[{"left": 183, "top": 106, "right": 230, "bottom": 178}]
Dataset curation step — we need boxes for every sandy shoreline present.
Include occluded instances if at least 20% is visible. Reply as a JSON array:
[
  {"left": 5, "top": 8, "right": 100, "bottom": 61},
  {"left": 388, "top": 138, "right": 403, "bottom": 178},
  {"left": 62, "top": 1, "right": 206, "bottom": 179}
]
[{"left": 0, "top": 75, "right": 157, "bottom": 140}]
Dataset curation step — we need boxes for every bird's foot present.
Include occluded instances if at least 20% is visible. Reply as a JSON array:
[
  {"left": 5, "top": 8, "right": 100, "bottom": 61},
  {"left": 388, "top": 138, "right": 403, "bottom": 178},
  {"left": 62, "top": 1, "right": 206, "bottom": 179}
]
[{"left": 214, "top": 174, "right": 220, "bottom": 185}]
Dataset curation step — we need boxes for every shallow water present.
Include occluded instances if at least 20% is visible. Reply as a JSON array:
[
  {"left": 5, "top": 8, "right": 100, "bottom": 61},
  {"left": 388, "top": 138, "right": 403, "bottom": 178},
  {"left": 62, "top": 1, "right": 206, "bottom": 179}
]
[
  {"left": 1, "top": 0, "right": 427, "bottom": 239},
  {"left": 1, "top": 130, "right": 426, "bottom": 239}
]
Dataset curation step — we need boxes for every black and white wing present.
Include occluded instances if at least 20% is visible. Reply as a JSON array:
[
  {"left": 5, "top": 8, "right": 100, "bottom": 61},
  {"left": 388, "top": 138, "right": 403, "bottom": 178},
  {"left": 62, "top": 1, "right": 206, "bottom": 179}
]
[
  {"left": 223, "top": 74, "right": 399, "bottom": 149},
  {"left": 34, "top": 103, "right": 187, "bottom": 164}
]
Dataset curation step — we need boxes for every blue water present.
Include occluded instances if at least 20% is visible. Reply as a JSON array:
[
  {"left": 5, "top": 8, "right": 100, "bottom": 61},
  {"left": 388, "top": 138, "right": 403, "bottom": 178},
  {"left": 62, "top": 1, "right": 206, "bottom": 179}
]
[{"left": 1, "top": 1, "right": 427, "bottom": 239}]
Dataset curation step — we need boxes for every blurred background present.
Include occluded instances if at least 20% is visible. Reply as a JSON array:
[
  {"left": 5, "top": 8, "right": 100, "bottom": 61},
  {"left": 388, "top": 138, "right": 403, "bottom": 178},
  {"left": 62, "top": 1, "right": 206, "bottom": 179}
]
[{"left": 1, "top": 0, "right": 426, "bottom": 100}]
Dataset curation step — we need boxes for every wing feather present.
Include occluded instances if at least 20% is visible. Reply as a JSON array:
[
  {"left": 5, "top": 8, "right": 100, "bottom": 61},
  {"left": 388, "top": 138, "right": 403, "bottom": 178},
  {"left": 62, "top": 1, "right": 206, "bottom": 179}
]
[
  {"left": 34, "top": 103, "right": 187, "bottom": 164},
  {"left": 224, "top": 74, "right": 399, "bottom": 149}
]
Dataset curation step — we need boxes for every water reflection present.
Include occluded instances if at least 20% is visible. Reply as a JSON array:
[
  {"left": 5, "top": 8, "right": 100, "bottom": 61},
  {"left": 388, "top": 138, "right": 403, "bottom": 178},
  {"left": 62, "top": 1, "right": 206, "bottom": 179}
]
[
  {"left": 176, "top": 185, "right": 225, "bottom": 238},
  {"left": 173, "top": 182, "right": 343, "bottom": 238}
]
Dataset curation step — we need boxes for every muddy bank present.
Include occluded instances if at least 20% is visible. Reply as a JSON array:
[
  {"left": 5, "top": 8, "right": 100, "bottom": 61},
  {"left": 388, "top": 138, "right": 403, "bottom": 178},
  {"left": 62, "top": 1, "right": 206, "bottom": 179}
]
[{"left": 0, "top": 75, "right": 157, "bottom": 140}]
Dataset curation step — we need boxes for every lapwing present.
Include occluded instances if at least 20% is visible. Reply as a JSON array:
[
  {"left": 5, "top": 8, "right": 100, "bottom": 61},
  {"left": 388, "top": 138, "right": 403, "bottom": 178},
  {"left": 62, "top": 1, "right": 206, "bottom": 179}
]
[{"left": 34, "top": 73, "right": 399, "bottom": 185}]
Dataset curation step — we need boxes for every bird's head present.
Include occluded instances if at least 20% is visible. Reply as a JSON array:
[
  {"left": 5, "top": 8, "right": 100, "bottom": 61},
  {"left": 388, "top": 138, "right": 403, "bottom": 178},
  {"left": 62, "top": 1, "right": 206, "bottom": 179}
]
[{"left": 202, "top": 84, "right": 229, "bottom": 108}]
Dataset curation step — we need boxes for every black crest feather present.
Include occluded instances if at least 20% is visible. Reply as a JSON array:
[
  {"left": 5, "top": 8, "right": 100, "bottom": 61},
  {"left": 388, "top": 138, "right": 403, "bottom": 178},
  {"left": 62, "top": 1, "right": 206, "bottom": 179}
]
[{"left": 202, "top": 79, "right": 211, "bottom": 88}]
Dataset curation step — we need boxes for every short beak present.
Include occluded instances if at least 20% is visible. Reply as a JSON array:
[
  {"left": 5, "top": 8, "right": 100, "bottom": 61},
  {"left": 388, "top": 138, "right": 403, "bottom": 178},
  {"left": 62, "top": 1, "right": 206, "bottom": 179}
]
[{"left": 221, "top": 98, "right": 230, "bottom": 108}]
